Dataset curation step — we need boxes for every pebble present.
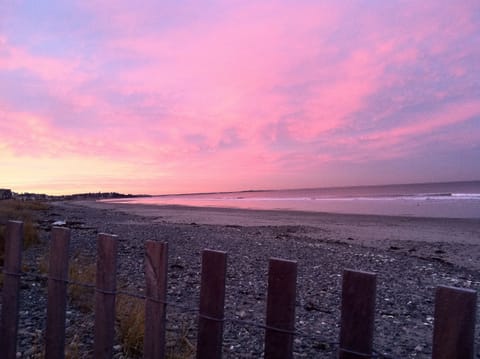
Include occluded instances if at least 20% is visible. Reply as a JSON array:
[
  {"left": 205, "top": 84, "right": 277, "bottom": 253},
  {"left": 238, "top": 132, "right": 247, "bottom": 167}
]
[{"left": 4, "top": 201, "right": 480, "bottom": 358}]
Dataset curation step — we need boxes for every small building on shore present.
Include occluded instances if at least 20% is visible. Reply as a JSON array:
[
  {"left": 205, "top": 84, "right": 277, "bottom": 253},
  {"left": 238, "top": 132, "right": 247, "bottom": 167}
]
[{"left": 0, "top": 189, "right": 13, "bottom": 200}]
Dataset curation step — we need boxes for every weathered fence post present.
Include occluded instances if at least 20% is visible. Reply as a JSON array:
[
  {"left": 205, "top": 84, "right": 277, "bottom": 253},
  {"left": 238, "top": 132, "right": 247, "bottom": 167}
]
[
  {"left": 0, "top": 220, "right": 23, "bottom": 359},
  {"left": 432, "top": 285, "right": 477, "bottom": 359},
  {"left": 196, "top": 249, "right": 227, "bottom": 359},
  {"left": 339, "top": 269, "right": 377, "bottom": 359},
  {"left": 264, "top": 258, "right": 298, "bottom": 359},
  {"left": 94, "top": 233, "right": 118, "bottom": 358},
  {"left": 143, "top": 241, "right": 168, "bottom": 359},
  {"left": 45, "top": 227, "right": 71, "bottom": 359}
]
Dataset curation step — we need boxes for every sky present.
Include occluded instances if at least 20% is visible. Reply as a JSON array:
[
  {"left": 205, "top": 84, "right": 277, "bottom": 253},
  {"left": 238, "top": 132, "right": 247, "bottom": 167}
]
[{"left": 1, "top": 0, "right": 480, "bottom": 195}]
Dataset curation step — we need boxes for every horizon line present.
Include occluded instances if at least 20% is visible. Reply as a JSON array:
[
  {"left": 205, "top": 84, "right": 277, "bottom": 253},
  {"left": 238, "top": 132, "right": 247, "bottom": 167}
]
[{"left": 3, "top": 179, "right": 480, "bottom": 198}]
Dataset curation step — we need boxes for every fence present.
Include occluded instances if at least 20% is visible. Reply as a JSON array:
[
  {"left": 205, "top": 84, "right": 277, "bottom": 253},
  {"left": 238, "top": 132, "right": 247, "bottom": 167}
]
[{"left": 0, "top": 220, "right": 478, "bottom": 359}]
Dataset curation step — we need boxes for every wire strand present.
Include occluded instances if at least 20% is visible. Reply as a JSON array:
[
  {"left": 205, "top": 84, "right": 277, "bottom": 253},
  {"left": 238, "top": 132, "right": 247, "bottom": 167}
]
[{"left": 2, "top": 268, "right": 395, "bottom": 358}]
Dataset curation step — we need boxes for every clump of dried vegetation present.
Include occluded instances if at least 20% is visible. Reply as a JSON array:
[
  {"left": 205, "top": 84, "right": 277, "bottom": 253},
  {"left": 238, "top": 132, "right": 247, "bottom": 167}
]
[
  {"left": 0, "top": 199, "right": 49, "bottom": 284},
  {"left": 116, "top": 294, "right": 145, "bottom": 357},
  {"left": 165, "top": 319, "right": 196, "bottom": 359},
  {"left": 67, "top": 253, "right": 96, "bottom": 313},
  {"left": 1, "top": 200, "right": 195, "bottom": 358},
  {"left": 65, "top": 257, "right": 196, "bottom": 358}
]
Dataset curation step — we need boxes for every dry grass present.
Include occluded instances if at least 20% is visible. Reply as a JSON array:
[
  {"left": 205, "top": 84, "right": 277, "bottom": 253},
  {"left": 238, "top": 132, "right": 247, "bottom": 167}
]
[
  {"left": 26, "top": 229, "right": 196, "bottom": 358},
  {"left": 116, "top": 294, "right": 145, "bottom": 357},
  {"left": 66, "top": 258, "right": 147, "bottom": 357},
  {"left": 115, "top": 293, "right": 196, "bottom": 359},
  {"left": 66, "top": 257, "right": 195, "bottom": 358},
  {"left": 68, "top": 254, "right": 96, "bottom": 313},
  {"left": 0, "top": 199, "right": 49, "bottom": 252},
  {"left": 165, "top": 319, "right": 196, "bottom": 359},
  {"left": 65, "top": 333, "right": 81, "bottom": 359},
  {"left": 34, "top": 259, "right": 196, "bottom": 359},
  {"left": 0, "top": 199, "right": 49, "bottom": 286}
]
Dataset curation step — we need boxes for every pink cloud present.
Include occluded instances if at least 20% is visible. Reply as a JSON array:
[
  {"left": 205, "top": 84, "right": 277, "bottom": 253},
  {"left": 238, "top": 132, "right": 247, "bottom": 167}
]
[
  {"left": 368, "top": 101, "right": 480, "bottom": 142},
  {"left": 73, "top": 2, "right": 345, "bottom": 143},
  {"left": 1, "top": 0, "right": 480, "bottom": 193},
  {"left": 0, "top": 41, "right": 80, "bottom": 83},
  {"left": 343, "top": 100, "right": 480, "bottom": 163}
]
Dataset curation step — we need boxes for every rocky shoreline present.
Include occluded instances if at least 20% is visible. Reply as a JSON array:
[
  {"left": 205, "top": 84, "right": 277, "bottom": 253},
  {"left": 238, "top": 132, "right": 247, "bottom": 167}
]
[{"left": 3, "top": 201, "right": 480, "bottom": 358}]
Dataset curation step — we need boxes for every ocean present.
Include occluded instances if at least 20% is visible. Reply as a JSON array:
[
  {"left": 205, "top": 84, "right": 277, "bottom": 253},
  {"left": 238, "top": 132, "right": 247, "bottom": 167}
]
[{"left": 107, "top": 181, "right": 480, "bottom": 219}]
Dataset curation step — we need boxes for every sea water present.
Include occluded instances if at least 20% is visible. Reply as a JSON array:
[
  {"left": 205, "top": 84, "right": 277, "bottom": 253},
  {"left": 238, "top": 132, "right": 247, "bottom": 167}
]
[{"left": 108, "top": 181, "right": 480, "bottom": 219}]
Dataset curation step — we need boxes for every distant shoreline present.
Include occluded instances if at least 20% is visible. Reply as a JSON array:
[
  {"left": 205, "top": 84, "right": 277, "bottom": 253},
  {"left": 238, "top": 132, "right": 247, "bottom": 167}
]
[
  {"left": 67, "top": 199, "right": 480, "bottom": 272},
  {"left": 100, "top": 186, "right": 480, "bottom": 219},
  {"left": 145, "top": 179, "right": 480, "bottom": 197},
  {"left": 6, "top": 179, "right": 480, "bottom": 199}
]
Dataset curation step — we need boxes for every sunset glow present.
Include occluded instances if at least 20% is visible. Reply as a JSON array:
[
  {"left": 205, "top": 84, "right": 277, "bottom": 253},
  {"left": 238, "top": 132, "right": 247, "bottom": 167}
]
[{"left": 1, "top": 1, "right": 480, "bottom": 194}]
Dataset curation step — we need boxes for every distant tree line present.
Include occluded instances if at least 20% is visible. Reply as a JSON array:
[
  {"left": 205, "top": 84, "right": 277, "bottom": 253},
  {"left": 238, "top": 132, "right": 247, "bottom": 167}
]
[{"left": 0, "top": 189, "right": 149, "bottom": 201}]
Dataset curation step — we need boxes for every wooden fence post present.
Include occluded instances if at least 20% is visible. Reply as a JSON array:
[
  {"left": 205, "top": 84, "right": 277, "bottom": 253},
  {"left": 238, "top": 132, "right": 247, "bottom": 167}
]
[
  {"left": 0, "top": 220, "right": 23, "bottom": 359},
  {"left": 339, "top": 269, "right": 377, "bottom": 359},
  {"left": 432, "top": 285, "right": 477, "bottom": 359},
  {"left": 196, "top": 249, "right": 227, "bottom": 359},
  {"left": 45, "top": 227, "right": 71, "bottom": 359},
  {"left": 264, "top": 258, "right": 298, "bottom": 359},
  {"left": 94, "top": 233, "right": 118, "bottom": 358},
  {"left": 143, "top": 241, "right": 168, "bottom": 359}
]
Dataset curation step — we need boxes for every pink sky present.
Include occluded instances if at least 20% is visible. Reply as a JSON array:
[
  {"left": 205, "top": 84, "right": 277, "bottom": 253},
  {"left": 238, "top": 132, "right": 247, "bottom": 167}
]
[{"left": 1, "top": 1, "right": 480, "bottom": 195}]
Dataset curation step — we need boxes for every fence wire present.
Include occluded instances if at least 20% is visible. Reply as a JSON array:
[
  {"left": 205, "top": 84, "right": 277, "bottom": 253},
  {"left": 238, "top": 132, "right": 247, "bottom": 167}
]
[{"left": 0, "top": 268, "right": 394, "bottom": 358}]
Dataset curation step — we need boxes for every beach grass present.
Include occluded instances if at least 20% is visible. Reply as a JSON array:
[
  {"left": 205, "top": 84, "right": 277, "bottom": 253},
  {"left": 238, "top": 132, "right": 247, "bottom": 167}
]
[
  {"left": 67, "top": 254, "right": 96, "bottom": 313},
  {"left": 0, "top": 199, "right": 49, "bottom": 269},
  {"left": 64, "top": 257, "right": 194, "bottom": 358},
  {"left": 116, "top": 294, "right": 145, "bottom": 357},
  {"left": 116, "top": 297, "right": 196, "bottom": 358}
]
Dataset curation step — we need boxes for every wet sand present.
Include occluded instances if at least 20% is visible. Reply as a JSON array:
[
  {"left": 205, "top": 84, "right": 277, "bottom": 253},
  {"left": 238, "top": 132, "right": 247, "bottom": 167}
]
[{"left": 77, "top": 200, "right": 480, "bottom": 271}]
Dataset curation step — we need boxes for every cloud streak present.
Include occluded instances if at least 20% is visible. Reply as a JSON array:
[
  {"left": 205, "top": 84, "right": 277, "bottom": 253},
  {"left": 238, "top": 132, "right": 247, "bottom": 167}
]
[{"left": 1, "top": 0, "right": 479, "bottom": 194}]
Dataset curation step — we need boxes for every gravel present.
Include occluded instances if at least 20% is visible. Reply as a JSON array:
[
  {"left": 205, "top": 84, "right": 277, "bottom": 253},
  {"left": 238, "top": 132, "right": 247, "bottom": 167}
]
[{"left": 2, "top": 201, "right": 480, "bottom": 358}]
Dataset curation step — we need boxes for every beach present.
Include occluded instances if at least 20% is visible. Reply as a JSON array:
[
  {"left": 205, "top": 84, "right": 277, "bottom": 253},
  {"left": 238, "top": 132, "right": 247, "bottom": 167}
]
[
  {"left": 11, "top": 200, "right": 480, "bottom": 358},
  {"left": 84, "top": 199, "right": 480, "bottom": 271}
]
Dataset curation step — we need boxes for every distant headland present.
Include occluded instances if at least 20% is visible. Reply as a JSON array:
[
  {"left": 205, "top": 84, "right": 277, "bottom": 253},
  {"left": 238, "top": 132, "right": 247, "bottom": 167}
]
[{"left": 0, "top": 188, "right": 150, "bottom": 201}]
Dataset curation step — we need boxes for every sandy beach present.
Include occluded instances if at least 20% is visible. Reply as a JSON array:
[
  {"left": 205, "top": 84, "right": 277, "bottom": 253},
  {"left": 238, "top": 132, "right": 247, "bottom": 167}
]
[
  {"left": 10, "top": 200, "right": 480, "bottom": 358},
  {"left": 81, "top": 200, "right": 480, "bottom": 271}
]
